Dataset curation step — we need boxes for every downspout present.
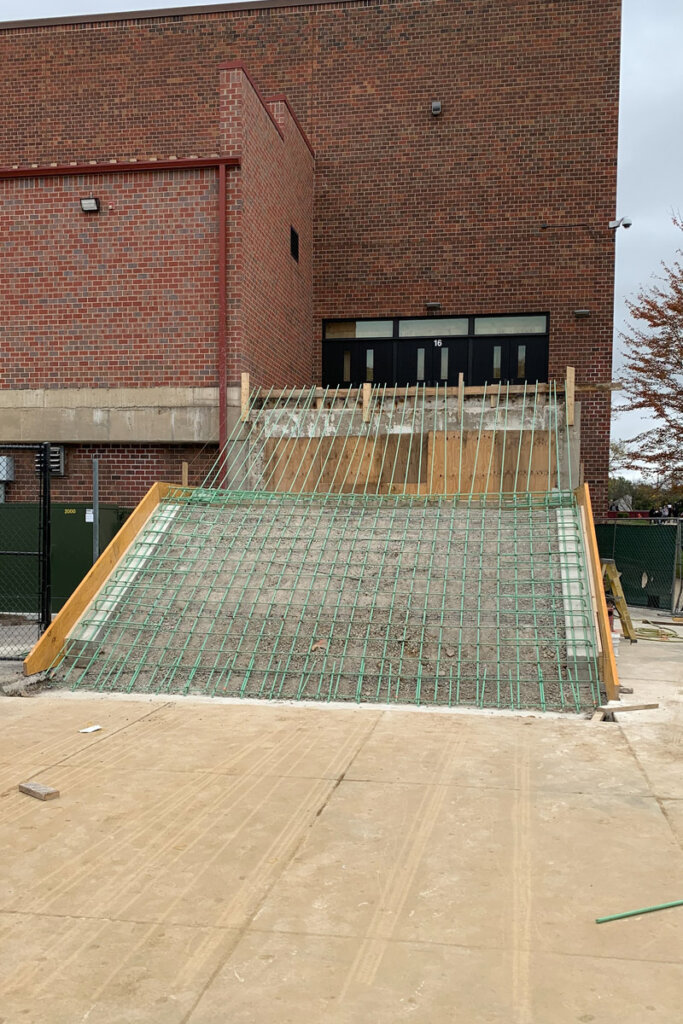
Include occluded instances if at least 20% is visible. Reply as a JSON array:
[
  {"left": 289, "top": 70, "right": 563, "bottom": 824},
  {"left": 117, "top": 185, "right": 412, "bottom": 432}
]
[{"left": 218, "top": 160, "right": 228, "bottom": 480}]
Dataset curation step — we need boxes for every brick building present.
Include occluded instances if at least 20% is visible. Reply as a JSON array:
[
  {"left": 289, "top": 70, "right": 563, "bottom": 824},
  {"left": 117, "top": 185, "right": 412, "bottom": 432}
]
[{"left": 0, "top": 0, "right": 620, "bottom": 509}]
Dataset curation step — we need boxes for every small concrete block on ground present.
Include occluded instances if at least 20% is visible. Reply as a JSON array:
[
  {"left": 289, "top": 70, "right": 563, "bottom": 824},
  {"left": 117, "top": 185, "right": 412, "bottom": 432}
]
[{"left": 18, "top": 781, "right": 59, "bottom": 801}]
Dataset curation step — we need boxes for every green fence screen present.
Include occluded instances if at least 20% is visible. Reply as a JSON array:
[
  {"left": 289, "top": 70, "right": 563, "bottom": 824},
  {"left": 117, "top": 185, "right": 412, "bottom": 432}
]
[{"left": 595, "top": 520, "right": 681, "bottom": 611}]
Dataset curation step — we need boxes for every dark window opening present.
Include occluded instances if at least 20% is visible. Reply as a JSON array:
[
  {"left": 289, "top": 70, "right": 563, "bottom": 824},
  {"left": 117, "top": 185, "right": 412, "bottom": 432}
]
[{"left": 290, "top": 226, "right": 299, "bottom": 262}]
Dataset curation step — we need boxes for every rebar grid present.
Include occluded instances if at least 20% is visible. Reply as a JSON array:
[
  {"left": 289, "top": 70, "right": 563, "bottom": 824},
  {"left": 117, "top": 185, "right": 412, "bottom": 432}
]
[
  {"left": 203, "top": 381, "right": 570, "bottom": 496},
  {"left": 51, "top": 488, "right": 600, "bottom": 711},
  {"left": 47, "top": 384, "right": 599, "bottom": 710}
]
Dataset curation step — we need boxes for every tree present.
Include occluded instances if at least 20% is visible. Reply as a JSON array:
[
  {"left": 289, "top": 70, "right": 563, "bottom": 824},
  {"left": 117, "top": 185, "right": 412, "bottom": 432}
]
[{"left": 618, "top": 217, "right": 683, "bottom": 488}]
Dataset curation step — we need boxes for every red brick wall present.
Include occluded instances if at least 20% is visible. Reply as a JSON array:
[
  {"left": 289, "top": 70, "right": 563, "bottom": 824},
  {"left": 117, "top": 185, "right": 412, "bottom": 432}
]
[
  {"left": 0, "top": 444, "right": 218, "bottom": 505},
  {"left": 0, "top": 0, "right": 620, "bottom": 506},
  {"left": 0, "top": 170, "right": 219, "bottom": 388},
  {"left": 220, "top": 67, "right": 315, "bottom": 387}
]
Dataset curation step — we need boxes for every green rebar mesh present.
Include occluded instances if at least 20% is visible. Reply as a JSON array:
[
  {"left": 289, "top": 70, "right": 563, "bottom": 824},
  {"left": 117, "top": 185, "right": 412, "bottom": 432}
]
[{"left": 49, "top": 384, "right": 601, "bottom": 711}]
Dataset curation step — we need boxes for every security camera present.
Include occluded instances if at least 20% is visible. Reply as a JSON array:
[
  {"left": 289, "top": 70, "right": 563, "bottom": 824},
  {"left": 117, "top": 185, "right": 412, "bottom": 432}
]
[{"left": 609, "top": 217, "right": 632, "bottom": 230}]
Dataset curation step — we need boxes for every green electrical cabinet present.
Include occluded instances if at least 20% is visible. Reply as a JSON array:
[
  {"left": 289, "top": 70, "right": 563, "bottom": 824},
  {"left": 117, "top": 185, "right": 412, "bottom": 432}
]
[
  {"left": 51, "top": 504, "right": 131, "bottom": 610},
  {"left": 0, "top": 502, "right": 131, "bottom": 617}
]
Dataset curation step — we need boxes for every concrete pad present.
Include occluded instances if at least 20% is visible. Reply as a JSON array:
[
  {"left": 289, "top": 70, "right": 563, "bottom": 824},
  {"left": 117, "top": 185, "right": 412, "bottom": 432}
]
[
  {"left": 57, "top": 699, "right": 380, "bottom": 779},
  {"left": 0, "top": 681, "right": 682, "bottom": 1022},
  {"left": 345, "top": 710, "right": 650, "bottom": 796},
  {"left": 0, "top": 911, "right": 239, "bottom": 1024}
]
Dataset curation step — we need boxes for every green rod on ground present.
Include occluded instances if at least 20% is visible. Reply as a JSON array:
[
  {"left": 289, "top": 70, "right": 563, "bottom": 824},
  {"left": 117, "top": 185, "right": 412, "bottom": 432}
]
[{"left": 596, "top": 899, "right": 683, "bottom": 924}]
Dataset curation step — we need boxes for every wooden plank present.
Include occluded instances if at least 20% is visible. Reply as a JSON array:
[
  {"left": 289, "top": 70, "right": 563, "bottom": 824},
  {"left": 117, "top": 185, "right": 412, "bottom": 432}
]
[
  {"left": 240, "top": 372, "right": 250, "bottom": 422},
  {"left": 322, "top": 435, "right": 378, "bottom": 492},
  {"left": 281, "top": 438, "right": 320, "bottom": 492},
  {"left": 566, "top": 366, "right": 575, "bottom": 426},
  {"left": 19, "top": 782, "right": 59, "bottom": 801},
  {"left": 590, "top": 710, "right": 606, "bottom": 724},
  {"left": 598, "top": 703, "right": 659, "bottom": 713},
  {"left": 24, "top": 481, "right": 173, "bottom": 675},
  {"left": 458, "top": 372, "right": 464, "bottom": 421},
  {"left": 181, "top": 461, "right": 189, "bottom": 486},
  {"left": 575, "top": 482, "right": 619, "bottom": 702}
]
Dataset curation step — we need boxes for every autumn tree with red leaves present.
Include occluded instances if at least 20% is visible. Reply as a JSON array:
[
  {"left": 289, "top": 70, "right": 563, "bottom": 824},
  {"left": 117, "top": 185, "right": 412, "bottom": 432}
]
[{"left": 618, "top": 217, "right": 683, "bottom": 488}]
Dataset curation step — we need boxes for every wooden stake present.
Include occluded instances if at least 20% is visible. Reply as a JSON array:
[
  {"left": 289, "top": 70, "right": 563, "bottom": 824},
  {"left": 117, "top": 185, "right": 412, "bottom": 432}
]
[
  {"left": 566, "top": 366, "right": 575, "bottom": 426},
  {"left": 362, "top": 382, "right": 371, "bottom": 423},
  {"left": 458, "top": 372, "right": 464, "bottom": 421},
  {"left": 181, "top": 461, "right": 189, "bottom": 487},
  {"left": 240, "top": 372, "right": 250, "bottom": 422}
]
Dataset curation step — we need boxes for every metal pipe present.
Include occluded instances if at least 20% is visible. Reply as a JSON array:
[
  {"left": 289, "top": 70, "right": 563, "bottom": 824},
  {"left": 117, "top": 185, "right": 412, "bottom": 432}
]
[{"left": 92, "top": 458, "right": 99, "bottom": 564}]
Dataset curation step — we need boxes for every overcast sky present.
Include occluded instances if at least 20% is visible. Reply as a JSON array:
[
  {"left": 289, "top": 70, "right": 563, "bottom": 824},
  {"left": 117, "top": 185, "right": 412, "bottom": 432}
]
[{"left": 1, "top": 0, "right": 681, "bottom": 447}]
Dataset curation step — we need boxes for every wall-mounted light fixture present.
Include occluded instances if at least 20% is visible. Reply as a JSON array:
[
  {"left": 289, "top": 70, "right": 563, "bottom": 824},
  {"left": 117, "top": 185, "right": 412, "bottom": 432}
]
[
  {"left": 431, "top": 100, "right": 442, "bottom": 116},
  {"left": 425, "top": 301, "right": 442, "bottom": 311},
  {"left": 79, "top": 197, "right": 101, "bottom": 213},
  {"left": 573, "top": 309, "right": 591, "bottom": 319}
]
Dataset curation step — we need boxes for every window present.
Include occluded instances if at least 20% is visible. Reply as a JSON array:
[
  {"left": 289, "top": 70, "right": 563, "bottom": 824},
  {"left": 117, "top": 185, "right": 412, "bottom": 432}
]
[
  {"left": 517, "top": 345, "right": 526, "bottom": 378},
  {"left": 474, "top": 315, "right": 546, "bottom": 336},
  {"left": 399, "top": 317, "right": 468, "bottom": 337},
  {"left": 492, "top": 345, "right": 502, "bottom": 380},
  {"left": 290, "top": 226, "right": 299, "bottom": 262},
  {"left": 324, "top": 320, "right": 393, "bottom": 340}
]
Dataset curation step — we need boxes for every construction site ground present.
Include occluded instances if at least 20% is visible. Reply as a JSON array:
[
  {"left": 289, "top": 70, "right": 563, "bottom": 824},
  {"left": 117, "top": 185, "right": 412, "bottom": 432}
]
[{"left": 1, "top": 615, "right": 682, "bottom": 1023}]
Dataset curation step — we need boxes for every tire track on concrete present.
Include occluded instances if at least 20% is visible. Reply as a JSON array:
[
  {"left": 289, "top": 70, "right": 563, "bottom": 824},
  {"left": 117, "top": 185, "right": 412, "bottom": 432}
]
[
  {"left": 0, "top": 701, "right": 176, "bottom": 826},
  {"left": 0, "top": 700, "right": 172, "bottom": 795},
  {"left": 68, "top": 718, "right": 374, "bottom": 1009},
  {"left": 339, "top": 728, "right": 464, "bottom": 998},
  {"left": 511, "top": 727, "right": 533, "bottom": 1024},
  {"left": 5, "top": 716, "right": 375, "bottom": 1002},
  {"left": 26, "top": 727, "right": 315, "bottom": 919},
  {"left": 5, "top": 717, "right": 301, "bottom": 914},
  {"left": 2, "top": 730, "right": 315, "bottom": 997}
]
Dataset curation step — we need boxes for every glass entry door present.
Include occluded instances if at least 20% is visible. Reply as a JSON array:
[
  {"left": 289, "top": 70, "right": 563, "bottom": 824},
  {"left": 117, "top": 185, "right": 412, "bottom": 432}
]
[
  {"left": 395, "top": 337, "right": 468, "bottom": 386},
  {"left": 471, "top": 336, "right": 548, "bottom": 386}
]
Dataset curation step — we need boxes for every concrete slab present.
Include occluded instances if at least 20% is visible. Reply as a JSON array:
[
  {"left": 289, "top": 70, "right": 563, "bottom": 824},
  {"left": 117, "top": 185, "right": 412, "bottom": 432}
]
[{"left": 0, "top": 667, "right": 681, "bottom": 1023}]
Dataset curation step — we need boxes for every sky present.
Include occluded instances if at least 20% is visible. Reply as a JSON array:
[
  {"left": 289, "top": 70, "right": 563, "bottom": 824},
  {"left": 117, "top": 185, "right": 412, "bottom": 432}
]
[{"left": 1, "top": 0, "right": 681, "bottom": 449}]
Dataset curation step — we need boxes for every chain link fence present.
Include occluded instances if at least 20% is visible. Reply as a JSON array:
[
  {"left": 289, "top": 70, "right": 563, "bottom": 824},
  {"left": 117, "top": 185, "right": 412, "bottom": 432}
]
[
  {"left": 595, "top": 518, "right": 682, "bottom": 612},
  {"left": 0, "top": 444, "right": 51, "bottom": 660}
]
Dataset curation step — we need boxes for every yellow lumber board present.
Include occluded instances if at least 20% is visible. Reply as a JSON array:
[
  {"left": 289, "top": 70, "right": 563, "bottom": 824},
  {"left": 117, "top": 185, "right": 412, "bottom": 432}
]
[
  {"left": 575, "top": 483, "right": 619, "bottom": 701},
  {"left": 566, "top": 366, "right": 575, "bottom": 426},
  {"left": 240, "top": 372, "right": 250, "bottom": 421},
  {"left": 24, "top": 481, "right": 174, "bottom": 675}
]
